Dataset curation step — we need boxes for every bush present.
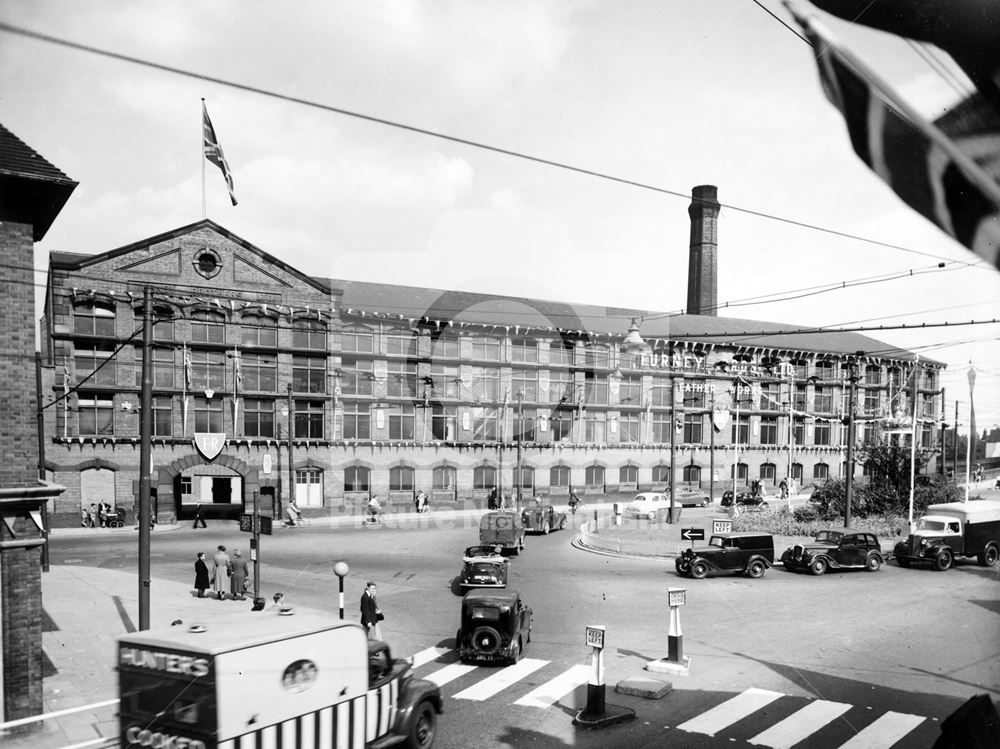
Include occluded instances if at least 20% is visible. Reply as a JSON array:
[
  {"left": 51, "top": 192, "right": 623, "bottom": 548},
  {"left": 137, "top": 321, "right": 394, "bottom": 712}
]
[
  {"left": 732, "top": 506, "right": 908, "bottom": 540},
  {"left": 792, "top": 503, "right": 821, "bottom": 523}
]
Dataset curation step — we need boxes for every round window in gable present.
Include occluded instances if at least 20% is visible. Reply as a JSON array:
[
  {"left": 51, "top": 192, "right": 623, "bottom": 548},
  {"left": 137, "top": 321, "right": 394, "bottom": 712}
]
[{"left": 193, "top": 249, "right": 223, "bottom": 279}]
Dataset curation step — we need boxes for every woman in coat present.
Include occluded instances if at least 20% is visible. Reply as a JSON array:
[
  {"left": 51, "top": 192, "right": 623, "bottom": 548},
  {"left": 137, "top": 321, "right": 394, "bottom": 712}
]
[
  {"left": 194, "top": 552, "right": 210, "bottom": 598},
  {"left": 229, "top": 550, "right": 249, "bottom": 601},
  {"left": 212, "top": 545, "right": 230, "bottom": 600}
]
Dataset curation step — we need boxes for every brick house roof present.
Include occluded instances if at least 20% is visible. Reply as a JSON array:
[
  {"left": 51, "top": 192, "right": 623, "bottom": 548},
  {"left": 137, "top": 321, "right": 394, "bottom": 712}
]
[{"left": 0, "top": 123, "right": 77, "bottom": 240}]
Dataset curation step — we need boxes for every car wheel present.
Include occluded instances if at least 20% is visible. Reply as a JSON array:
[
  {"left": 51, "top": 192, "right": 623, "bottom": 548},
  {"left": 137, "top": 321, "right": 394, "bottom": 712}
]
[
  {"left": 405, "top": 701, "right": 437, "bottom": 749},
  {"left": 896, "top": 557, "right": 911, "bottom": 568},
  {"left": 472, "top": 626, "right": 503, "bottom": 654},
  {"left": 759, "top": 501, "right": 768, "bottom": 509},
  {"left": 933, "top": 549, "right": 953, "bottom": 571},
  {"left": 700, "top": 498, "right": 709, "bottom": 507},
  {"left": 810, "top": 558, "right": 828, "bottom": 576},
  {"left": 690, "top": 561, "right": 709, "bottom": 579},
  {"left": 647, "top": 512, "right": 656, "bottom": 521},
  {"left": 978, "top": 543, "right": 999, "bottom": 567},
  {"left": 541, "top": 521, "right": 550, "bottom": 535},
  {"left": 865, "top": 554, "right": 882, "bottom": 572},
  {"left": 747, "top": 560, "right": 766, "bottom": 578},
  {"left": 508, "top": 637, "right": 522, "bottom": 665},
  {"left": 559, "top": 517, "right": 567, "bottom": 530}
]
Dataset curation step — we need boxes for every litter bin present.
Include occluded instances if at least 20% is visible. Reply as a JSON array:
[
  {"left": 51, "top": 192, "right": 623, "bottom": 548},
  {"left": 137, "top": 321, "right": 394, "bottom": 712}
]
[{"left": 666, "top": 507, "right": 682, "bottom": 524}]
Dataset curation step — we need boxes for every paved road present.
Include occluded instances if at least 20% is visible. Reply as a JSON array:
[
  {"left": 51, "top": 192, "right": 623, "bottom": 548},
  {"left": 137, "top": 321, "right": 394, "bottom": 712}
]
[{"left": 22, "top": 508, "right": 1000, "bottom": 748}]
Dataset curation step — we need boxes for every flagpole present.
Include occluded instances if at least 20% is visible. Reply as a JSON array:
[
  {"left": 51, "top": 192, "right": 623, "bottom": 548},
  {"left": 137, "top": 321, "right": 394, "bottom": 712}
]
[
  {"left": 201, "top": 98, "right": 206, "bottom": 218},
  {"left": 907, "top": 356, "right": 919, "bottom": 527},
  {"left": 965, "top": 366, "right": 976, "bottom": 502}
]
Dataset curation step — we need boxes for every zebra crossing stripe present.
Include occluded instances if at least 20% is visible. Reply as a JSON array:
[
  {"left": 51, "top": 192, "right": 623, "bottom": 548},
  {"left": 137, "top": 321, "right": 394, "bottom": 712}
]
[
  {"left": 453, "top": 658, "right": 549, "bottom": 701},
  {"left": 411, "top": 645, "right": 452, "bottom": 669},
  {"left": 748, "top": 699, "right": 852, "bottom": 748},
  {"left": 677, "top": 688, "right": 783, "bottom": 735},
  {"left": 425, "top": 662, "right": 478, "bottom": 687},
  {"left": 836, "top": 711, "right": 926, "bottom": 749},
  {"left": 513, "top": 664, "right": 590, "bottom": 708}
]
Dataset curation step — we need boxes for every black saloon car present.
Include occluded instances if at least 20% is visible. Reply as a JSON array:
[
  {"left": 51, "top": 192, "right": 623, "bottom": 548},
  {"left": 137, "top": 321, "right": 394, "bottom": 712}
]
[
  {"left": 721, "top": 490, "right": 769, "bottom": 510},
  {"left": 675, "top": 532, "right": 775, "bottom": 578},
  {"left": 521, "top": 505, "right": 567, "bottom": 534},
  {"left": 456, "top": 589, "right": 532, "bottom": 665},
  {"left": 781, "top": 529, "right": 883, "bottom": 575}
]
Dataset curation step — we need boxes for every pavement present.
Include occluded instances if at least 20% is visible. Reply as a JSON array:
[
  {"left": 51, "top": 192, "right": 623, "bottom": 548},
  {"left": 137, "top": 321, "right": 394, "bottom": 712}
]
[{"left": 7, "top": 486, "right": 997, "bottom": 748}]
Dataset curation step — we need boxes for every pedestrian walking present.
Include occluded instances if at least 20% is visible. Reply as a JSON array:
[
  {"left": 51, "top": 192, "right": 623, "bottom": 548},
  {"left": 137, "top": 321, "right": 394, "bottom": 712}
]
[
  {"left": 487, "top": 486, "right": 498, "bottom": 510},
  {"left": 89, "top": 503, "right": 99, "bottom": 528},
  {"left": 229, "top": 550, "right": 249, "bottom": 601},
  {"left": 418, "top": 490, "right": 428, "bottom": 514},
  {"left": 360, "top": 581, "right": 384, "bottom": 640},
  {"left": 81, "top": 506, "right": 91, "bottom": 527},
  {"left": 194, "top": 552, "right": 210, "bottom": 598},
  {"left": 212, "top": 545, "right": 230, "bottom": 600},
  {"left": 779, "top": 478, "right": 788, "bottom": 500},
  {"left": 192, "top": 503, "right": 208, "bottom": 529}
]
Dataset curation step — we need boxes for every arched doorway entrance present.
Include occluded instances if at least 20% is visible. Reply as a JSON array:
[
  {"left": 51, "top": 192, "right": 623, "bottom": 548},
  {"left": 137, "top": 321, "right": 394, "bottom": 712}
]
[{"left": 156, "top": 454, "right": 260, "bottom": 521}]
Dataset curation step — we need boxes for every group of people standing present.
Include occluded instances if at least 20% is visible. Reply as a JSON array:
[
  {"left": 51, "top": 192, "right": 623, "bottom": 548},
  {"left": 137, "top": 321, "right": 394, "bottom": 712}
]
[
  {"left": 486, "top": 486, "right": 509, "bottom": 511},
  {"left": 81, "top": 501, "right": 114, "bottom": 527},
  {"left": 193, "top": 545, "right": 249, "bottom": 600}
]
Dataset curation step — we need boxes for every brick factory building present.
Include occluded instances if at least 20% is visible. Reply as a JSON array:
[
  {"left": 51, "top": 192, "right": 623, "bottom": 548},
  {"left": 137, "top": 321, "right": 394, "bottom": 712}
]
[{"left": 38, "top": 186, "right": 944, "bottom": 528}]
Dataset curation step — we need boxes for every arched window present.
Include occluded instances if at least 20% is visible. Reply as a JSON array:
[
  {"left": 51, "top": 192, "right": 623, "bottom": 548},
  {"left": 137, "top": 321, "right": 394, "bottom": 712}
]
[
  {"left": 74, "top": 302, "right": 115, "bottom": 337},
  {"left": 190, "top": 309, "right": 226, "bottom": 344},
  {"left": 344, "top": 466, "right": 370, "bottom": 492},
  {"left": 390, "top": 466, "right": 414, "bottom": 492},
  {"left": 619, "top": 465, "right": 638, "bottom": 484},
  {"left": 473, "top": 466, "right": 496, "bottom": 491},
  {"left": 433, "top": 466, "right": 456, "bottom": 491},
  {"left": 292, "top": 317, "right": 327, "bottom": 350},
  {"left": 732, "top": 462, "right": 749, "bottom": 482},
  {"left": 513, "top": 466, "right": 534, "bottom": 493},
  {"left": 759, "top": 463, "right": 776, "bottom": 483},
  {"left": 792, "top": 463, "right": 803, "bottom": 482},
  {"left": 242, "top": 313, "right": 278, "bottom": 347},
  {"left": 813, "top": 463, "right": 829, "bottom": 480},
  {"left": 683, "top": 465, "right": 702, "bottom": 486},
  {"left": 550, "top": 465, "right": 571, "bottom": 488},
  {"left": 585, "top": 465, "right": 605, "bottom": 487},
  {"left": 652, "top": 464, "right": 671, "bottom": 484},
  {"left": 342, "top": 324, "right": 374, "bottom": 354}
]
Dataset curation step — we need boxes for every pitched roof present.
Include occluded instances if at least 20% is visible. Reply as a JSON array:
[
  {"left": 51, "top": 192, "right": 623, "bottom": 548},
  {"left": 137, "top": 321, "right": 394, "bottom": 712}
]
[{"left": 0, "top": 123, "right": 77, "bottom": 240}]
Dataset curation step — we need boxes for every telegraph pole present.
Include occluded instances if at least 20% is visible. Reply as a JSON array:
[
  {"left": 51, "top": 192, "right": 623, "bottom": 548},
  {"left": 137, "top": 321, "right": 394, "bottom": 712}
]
[
  {"left": 286, "top": 383, "right": 294, "bottom": 513},
  {"left": 669, "top": 375, "right": 679, "bottom": 522},
  {"left": 844, "top": 363, "right": 858, "bottom": 528},
  {"left": 515, "top": 390, "right": 524, "bottom": 512},
  {"left": 138, "top": 286, "right": 153, "bottom": 630}
]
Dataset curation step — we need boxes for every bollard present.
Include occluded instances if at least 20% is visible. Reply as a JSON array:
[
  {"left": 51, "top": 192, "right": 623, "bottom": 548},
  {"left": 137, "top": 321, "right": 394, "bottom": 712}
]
[
  {"left": 334, "top": 561, "right": 349, "bottom": 619},
  {"left": 645, "top": 587, "right": 691, "bottom": 676},
  {"left": 612, "top": 502, "right": 622, "bottom": 526},
  {"left": 574, "top": 626, "right": 635, "bottom": 728}
]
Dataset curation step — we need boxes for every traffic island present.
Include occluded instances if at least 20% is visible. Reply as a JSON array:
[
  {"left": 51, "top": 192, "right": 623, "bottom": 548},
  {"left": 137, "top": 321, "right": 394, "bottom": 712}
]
[
  {"left": 616, "top": 675, "right": 673, "bottom": 699},
  {"left": 573, "top": 625, "right": 636, "bottom": 729}
]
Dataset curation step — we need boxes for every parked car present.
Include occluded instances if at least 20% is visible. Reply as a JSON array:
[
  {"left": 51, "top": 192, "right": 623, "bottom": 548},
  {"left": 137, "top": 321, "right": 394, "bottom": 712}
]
[
  {"left": 521, "top": 505, "right": 567, "bottom": 534},
  {"left": 479, "top": 511, "right": 526, "bottom": 554},
  {"left": 675, "top": 487, "right": 713, "bottom": 507},
  {"left": 623, "top": 492, "right": 672, "bottom": 519},
  {"left": 674, "top": 532, "right": 775, "bottom": 578},
  {"left": 780, "top": 529, "right": 883, "bottom": 575},
  {"left": 456, "top": 589, "right": 532, "bottom": 665},
  {"left": 893, "top": 500, "right": 1000, "bottom": 570},
  {"left": 459, "top": 546, "right": 509, "bottom": 589},
  {"left": 721, "top": 490, "right": 768, "bottom": 510}
]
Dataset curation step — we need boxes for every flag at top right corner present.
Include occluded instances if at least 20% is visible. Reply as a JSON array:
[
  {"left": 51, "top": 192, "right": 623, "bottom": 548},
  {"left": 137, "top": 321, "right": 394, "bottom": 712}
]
[{"left": 788, "top": 4, "right": 1000, "bottom": 269}]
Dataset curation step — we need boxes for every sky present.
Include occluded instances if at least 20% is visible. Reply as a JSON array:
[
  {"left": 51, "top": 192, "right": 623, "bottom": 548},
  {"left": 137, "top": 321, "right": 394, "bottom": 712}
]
[{"left": 3, "top": 1, "right": 998, "bottom": 434}]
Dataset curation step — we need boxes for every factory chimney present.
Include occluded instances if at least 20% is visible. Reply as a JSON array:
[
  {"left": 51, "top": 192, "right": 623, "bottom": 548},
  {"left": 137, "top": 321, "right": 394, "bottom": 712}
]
[{"left": 686, "top": 185, "right": 720, "bottom": 316}]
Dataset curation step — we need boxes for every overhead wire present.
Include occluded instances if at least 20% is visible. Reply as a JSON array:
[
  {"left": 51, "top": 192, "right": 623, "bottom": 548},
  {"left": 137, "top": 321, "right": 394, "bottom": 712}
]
[{"left": 0, "top": 20, "right": 983, "bottom": 267}]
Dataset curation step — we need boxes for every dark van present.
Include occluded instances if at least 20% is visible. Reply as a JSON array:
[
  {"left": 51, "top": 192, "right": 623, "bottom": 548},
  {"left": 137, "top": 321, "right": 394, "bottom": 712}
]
[
  {"left": 479, "top": 511, "right": 526, "bottom": 554},
  {"left": 675, "top": 532, "right": 775, "bottom": 578}
]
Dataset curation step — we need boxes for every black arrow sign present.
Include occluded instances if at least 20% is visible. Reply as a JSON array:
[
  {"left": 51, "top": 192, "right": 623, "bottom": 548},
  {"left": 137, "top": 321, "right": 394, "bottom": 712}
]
[{"left": 681, "top": 528, "right": 705, "bottom": 541}]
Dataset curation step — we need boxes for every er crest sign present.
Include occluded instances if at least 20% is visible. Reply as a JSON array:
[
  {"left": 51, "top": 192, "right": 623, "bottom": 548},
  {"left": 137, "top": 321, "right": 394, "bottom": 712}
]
[{"left": 194, "top": 433, "right": 226, "bottom": 461}]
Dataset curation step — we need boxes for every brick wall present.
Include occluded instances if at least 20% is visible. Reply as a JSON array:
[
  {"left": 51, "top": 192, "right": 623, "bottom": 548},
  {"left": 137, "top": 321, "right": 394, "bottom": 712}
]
[
  {"left": 1, "top": 542, "right": 44, "bottom": 720},
  {"left": 0, "top": 222, "right": 41, "bottom": 487}
]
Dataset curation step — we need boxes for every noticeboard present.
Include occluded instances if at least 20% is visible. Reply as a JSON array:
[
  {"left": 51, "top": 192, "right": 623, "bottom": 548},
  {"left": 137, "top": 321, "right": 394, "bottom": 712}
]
[
  {"left": 668, "top": 588, "right": 686, "bottom": 607},
  {"left": 239, "top": 514, "right": 273, "bottom": 535},
  {"left": 238, "top": 513, "right": 253, "bottom": 533}
]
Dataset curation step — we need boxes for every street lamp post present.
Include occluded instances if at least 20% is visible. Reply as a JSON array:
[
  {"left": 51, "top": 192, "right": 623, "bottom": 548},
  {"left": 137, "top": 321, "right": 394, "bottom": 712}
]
[
  {"left": 515, "top": 389, "right": 524, "bottom": 513},
  {"left": 668, "top": 375, "right": 681, "bottom": 523},
  {"left": 334, "top": 561, "right": 349, "bottom": 619},
  {"left": 286, "top": 383, "right": 294, "bottom": 515}
]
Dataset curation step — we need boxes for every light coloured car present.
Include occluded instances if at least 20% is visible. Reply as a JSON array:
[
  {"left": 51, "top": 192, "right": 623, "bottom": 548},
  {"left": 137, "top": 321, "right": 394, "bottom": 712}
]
[{"left": 624, "top": 492, "right": 672, "bottom": 520}]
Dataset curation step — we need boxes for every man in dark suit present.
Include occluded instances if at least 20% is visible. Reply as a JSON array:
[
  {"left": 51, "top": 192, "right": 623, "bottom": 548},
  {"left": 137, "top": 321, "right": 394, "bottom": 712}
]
[{"left": 360, "top": 582, "right": 382, "bottom": 640}]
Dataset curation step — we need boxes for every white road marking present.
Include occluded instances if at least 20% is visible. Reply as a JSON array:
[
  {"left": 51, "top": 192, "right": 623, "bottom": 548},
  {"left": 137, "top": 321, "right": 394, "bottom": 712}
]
[
  {"left": 410, "top": 645, "right": 452, "bottom": 669},
  {"left": 453, "top": 658, "right": 548, "bottom": 701},
  {"left": 836, "top": 711, "right": 926, "bottom": 749},
  {"left": 513, "top": 664, "right": 590, "bottom": 708},
  {"left": 424, "top": 662, "right": 477, "bottom": 687},
  {"left": 677, "top": 688, "right": 784, "bottom": 735},
  {"left": 748, "top": 699, "right": 852, "bottom": 748}
]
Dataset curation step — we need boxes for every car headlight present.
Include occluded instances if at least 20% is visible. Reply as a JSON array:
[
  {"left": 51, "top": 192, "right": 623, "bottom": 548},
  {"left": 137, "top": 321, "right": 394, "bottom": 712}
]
[{"left": 919, "top": 538, "right": 927, "bottom": 548}]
